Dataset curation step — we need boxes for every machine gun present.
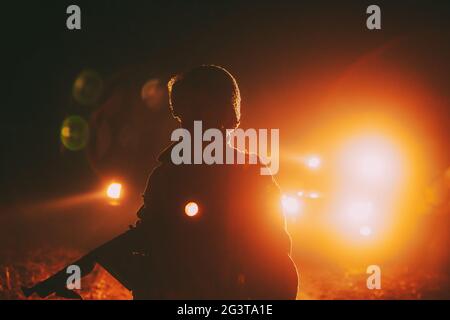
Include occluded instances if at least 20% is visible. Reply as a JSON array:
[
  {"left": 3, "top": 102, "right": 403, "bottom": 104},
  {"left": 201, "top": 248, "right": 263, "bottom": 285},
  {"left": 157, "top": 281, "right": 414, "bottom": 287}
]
[{"left": 22, "top": 227, "right": 146, "bottom": 299}]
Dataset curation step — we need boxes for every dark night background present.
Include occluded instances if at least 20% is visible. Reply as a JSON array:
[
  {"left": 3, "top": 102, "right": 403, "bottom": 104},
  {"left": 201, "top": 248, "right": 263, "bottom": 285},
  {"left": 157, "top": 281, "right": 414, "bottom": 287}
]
[
  {"left": 2, "top": 0, "right": 449, "bottom": 201},
  {"left": 0, "top": 1, "right": 449, "bottom": 299}
]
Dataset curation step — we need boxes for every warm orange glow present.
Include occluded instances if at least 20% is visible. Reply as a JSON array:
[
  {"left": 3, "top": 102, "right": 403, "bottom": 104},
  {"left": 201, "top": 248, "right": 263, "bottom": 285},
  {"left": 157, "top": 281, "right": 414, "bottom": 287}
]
[
  {"left": 106, "top": 183, "right": 122, "bottom": 200},
  {"left": 277, "top": 56, "right": 442, "bottom": 264},
  {"left": 359, "top": 225, "right": 373, "bottom": 237},
  {"left": 282, "top": 195, "right": 301, "bottom": 217},
  {"left": 308, "top": 191, "right": 320, "bottom": 199},
  {"left": 337, "top": 135, "right": 404, "bottom": 187},
  {"left": 184, "top": 201, "right": 199, "bottom": 217},
  {"left": 305, "top": 155, "right": 321, "bottom": 170}
]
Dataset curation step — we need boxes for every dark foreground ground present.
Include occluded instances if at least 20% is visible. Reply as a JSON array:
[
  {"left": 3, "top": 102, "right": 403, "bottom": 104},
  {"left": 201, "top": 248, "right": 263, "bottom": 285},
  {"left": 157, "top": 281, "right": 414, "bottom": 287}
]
[
  {"left": 1, "top": 247, "right": 448, "bottom": 300},
  {"left": 1, "top": 195, "right": 448, "bottom": 300}
]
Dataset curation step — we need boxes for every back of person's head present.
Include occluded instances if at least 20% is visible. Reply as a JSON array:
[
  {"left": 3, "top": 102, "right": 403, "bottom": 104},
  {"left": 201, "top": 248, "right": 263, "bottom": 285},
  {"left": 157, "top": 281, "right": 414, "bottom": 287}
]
[{"left": 168, "top": 65, "right": 241, "bottom": 129}]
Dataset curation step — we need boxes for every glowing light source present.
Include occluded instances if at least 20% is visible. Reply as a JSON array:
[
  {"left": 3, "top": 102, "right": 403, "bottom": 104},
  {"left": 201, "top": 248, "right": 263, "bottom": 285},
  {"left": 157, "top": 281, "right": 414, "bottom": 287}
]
[
  {"left": 359, "top": 225, "right": 372, "bottom": 237},
  {"left": 346, "top": 201, "right": 374, "bottom": 221},
  {"left": 305, "top": 155, "right": 321, "bottom": 170},
  {"left": 358, "top": 153, "right": 388, "bottom": 181},
  {"left": 308, "top": 191, "right": 321, "bottom": 199},
  {"left": 332, "top": 135, "right": 407, "bottom": 246},
  {"left": 282, "top": 195, "right": 301, "bottom": 216},
  {"left": 185, "top": 201, "right": 199, "bottom": 217},
  {"left": 337, "top": 200, "right": 374, "bottom": 231},
  {"left": 338, "top": 135, "right": 402, "bottom": 187},
  {"left": 106, "top": 183, "right": 122, "bottom": 200}
]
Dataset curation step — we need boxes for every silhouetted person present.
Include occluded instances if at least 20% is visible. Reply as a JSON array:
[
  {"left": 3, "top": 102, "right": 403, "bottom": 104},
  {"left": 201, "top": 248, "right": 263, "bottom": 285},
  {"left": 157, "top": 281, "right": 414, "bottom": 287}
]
[
  {"left": 21, "top": 65, "right": 298, "bottom": 300},
  {"left": 134, "top": 65, "right": 298, "bottom": 299}
]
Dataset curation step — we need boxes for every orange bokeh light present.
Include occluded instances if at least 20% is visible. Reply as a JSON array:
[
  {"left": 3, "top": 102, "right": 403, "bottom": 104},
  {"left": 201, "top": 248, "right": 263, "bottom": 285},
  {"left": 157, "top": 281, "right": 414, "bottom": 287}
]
[
  {"left": 184, "top": 201, "right": 199, "bottom": 217},
  {"left": 106, "top": 183, "right": 122, "bottom": 200}
]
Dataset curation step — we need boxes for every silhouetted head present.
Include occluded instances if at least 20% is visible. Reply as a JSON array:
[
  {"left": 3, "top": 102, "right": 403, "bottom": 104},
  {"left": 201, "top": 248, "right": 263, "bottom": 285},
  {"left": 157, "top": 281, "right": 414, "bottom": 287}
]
[{"left": 168, "top": 65, "right": 241, "bottom": 129}]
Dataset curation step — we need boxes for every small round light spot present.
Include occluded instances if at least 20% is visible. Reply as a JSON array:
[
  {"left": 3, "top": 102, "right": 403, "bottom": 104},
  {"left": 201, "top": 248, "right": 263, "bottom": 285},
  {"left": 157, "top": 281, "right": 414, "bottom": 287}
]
[
  {"left": 305, "top": 155, "right": 321, "bottom": 170},
  {"left": 106, "top": 183, "right": 122, "bottom": 200},
  {"left": 185, "top": 201, "right": 199, "bottom": 217}
]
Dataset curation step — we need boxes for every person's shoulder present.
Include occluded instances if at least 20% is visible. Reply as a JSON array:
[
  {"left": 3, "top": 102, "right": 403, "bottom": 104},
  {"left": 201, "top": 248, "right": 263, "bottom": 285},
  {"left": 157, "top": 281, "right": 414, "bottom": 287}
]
[
  {"left": 142, "top": 146, "right": 174, "bottom": 199},
  {"left": 229, "top": 149, "right": 279, "bottom": 190},
  {"left": 157, "top": 142, "right": 177, "bottom": 163}
]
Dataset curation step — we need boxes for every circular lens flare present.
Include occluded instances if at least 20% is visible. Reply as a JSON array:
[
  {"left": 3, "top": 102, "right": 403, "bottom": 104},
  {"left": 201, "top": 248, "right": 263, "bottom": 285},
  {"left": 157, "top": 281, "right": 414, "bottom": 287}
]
[
  {"left": 60, "top": 115, "right": 89, "bottom": 151},
  {"left": 73, "top": 69, "right": 103, "bottom": 106},
  {"left": 106, "top": 183, "right": 122, "bottom": 200},
  {"left": 185, "top": 201, "right": 199, "bottom": 217}
]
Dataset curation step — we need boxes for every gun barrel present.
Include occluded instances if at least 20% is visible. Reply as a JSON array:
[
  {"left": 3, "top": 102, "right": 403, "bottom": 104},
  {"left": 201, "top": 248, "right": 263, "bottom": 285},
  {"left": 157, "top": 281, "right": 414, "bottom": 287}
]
[
  {"left": 22, "top": 254, "right": 96, "bottom": 298},
  {"left": 22, "top": 229, "right": 139, "bottom": 298}
]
